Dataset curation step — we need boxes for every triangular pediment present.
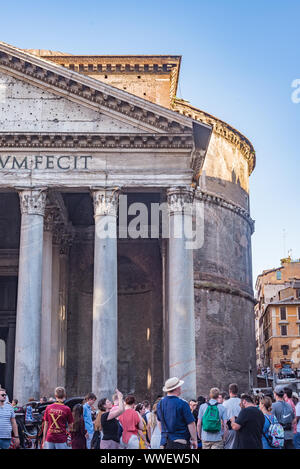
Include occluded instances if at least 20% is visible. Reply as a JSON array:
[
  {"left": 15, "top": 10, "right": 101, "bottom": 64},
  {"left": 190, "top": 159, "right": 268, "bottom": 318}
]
[
  {"left": 0, "top": 70, "right": 149, "bottom": 134},
  {"left": 0, "top": 41, "right": 199, "bottom": 135}
]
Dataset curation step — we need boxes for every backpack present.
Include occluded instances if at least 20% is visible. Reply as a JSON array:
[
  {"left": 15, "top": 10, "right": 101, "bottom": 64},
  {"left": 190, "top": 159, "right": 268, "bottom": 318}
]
[
  {"left": 277, "top": 401, "right": 293, "bottom": 431},
  {"left": 264, "top": 415, "right": 284, "bottom": 449},
  {"left": 117, "top": 421, "right": 123, "bottom": 440},
  {"left": 202, "top": 403, "right": 221, "bottom": 433},
  {"left": 91, "top": 430, "right": 101, "bottom": 449}
]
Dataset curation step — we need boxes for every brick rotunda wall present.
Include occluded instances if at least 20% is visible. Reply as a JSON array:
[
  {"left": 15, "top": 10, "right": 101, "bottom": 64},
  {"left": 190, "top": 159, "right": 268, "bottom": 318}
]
[{"left": 193, "top": 130, "right": 256, "bottom": 396}]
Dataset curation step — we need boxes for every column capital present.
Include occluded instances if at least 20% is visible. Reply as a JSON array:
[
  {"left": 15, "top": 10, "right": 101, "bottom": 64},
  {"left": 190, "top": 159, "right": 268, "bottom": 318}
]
[
  {"left": 166, "top": 186, "right": 194, "bottom": 214},
  {"left": 18, "top": 188, "right": 47, "bottom": 216},
  {"left": 91, "top": 187, "right": 120, "bottom": 217}
]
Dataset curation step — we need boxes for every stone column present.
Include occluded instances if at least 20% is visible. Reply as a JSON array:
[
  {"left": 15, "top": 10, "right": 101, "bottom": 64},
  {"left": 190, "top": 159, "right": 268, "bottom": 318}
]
[
  {"left": 161, "top": 239, "right": 169, "bottom": 383},
  {"left": 167, "top": 186, "right": 196, "bottom": 399},
  {"left": 40, "top": 209, "right": 54, "bottom": 397},
  {"left": 14, "top": 188, "right": 47, "bottom": 404},
  {"left": 4, "top": 321, "right": 16, "bottom": 401},
  {"left": 50, "top": 229, "right": 61, "bottom": 389},
  {"left": 91, "top": 188, "right": 119, "bottom": 399},
  {"left": 57, "top": 236, "right": 71, "bottom": 387}
]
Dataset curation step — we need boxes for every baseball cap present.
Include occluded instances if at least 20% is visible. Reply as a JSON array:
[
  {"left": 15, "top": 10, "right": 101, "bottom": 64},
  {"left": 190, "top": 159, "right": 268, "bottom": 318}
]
[{"left": 274, "top": 385, "right": 285, "bottom": 395}]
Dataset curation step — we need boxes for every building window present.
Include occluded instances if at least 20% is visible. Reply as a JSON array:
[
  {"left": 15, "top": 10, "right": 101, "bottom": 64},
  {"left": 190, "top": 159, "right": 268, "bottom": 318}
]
[
  {"left": 280, "top": 307, "right": 287, "bottom": 320},
  {"left": 298, "top": 324, "right": 300, "bottom": 336},
  {"left": 298, "top": 307, "right": 300, "bottom": 320},
  {"left": 281, "top": 325, "right": 288, "bottom": 336},
  {"left": 281, "top": 345, "right": 289, "bottom": 356},
  {"left": 276, "top": 271, "right": 282, "bottom": 280}
]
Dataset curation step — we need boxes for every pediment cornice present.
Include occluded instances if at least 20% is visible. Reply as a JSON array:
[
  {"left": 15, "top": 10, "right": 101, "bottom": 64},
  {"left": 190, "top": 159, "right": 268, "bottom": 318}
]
[{"left": 0, "top": 42, "right": 199, "bottom": 135}]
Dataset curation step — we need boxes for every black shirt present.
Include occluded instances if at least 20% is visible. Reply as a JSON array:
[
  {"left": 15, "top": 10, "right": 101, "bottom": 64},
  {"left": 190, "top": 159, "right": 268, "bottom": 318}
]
[
  {"left": 101, "top": 411, "right": 120, "bottom": 442},
  {"left": 234, "top": 406, "right": 265, "bottom": 449}
]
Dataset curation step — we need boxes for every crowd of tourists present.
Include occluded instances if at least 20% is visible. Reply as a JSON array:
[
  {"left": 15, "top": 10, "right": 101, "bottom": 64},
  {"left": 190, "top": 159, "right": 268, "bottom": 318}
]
[{"left": 0, "top": 377, "right": 300, "bottom": 450}]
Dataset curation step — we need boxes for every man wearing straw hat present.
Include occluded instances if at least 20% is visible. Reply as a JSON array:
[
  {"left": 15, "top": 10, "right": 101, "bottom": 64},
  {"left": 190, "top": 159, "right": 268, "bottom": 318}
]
[{"left": 157, "top": 377, "right": 197, "bottom": 449}]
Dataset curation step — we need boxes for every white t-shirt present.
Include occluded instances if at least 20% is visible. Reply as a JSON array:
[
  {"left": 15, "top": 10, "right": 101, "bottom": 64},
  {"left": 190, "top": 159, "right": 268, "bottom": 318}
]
[
  {"left": 296, "top": 402, "right": 300, "bottom": 433},
  {"left": 223, "top": 397, "right": 241, "bottom": 419}
]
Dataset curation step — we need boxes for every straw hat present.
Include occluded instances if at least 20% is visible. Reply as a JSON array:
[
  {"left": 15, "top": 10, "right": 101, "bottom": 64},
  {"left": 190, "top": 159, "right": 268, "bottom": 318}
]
[{"left": 163, "top": 377, "right": 184, "bottom": 393}]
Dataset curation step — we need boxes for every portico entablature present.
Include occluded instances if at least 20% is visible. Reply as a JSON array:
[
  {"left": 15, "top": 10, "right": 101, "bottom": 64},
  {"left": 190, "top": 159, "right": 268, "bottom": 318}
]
[{"left": 0, "top": 148, "right": 195, "bottom": 189}]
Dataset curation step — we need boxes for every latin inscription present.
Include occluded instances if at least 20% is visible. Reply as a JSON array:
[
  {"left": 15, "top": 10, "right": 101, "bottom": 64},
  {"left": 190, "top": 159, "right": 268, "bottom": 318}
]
[{"left": 0, "top": 155, "right": 93, "bottom": 170}]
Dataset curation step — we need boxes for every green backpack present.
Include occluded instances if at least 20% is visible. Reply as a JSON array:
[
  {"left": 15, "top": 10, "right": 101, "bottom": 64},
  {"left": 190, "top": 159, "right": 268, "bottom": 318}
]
[{"left": 202, "top": 403, "right": 221, "bottom": 433}]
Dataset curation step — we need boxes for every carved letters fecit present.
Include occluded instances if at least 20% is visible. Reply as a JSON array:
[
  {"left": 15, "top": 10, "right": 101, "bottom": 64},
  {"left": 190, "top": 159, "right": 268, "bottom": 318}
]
[{"left": 0, "top": 155, "right": 93, "bottom": 170}]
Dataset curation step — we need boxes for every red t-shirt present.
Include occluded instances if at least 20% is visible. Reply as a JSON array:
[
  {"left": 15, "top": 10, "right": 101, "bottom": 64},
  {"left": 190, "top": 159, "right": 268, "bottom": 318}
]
[
  {"left": 118, "top": 408, "right": 140, "bottom": 444},
  {"left": 43, "top": 402, "right": 73, "bottom": 443}
]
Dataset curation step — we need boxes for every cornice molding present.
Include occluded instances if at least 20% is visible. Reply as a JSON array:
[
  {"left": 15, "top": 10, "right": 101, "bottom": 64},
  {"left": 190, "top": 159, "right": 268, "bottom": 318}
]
[
  {"left": 195, "top": 188, "right": 255, "bottom": 233},
  {"left": 0, "top": 132, "right": 194, "bottom": 150},
  {"left": 24, "top": 51, "right": 182, "bottom": 104},
  {"left": 172, "top": 99, "right": 256, "bottom": 175},
  {"left": 40, "top": 56, "right": 179, "bottom": 72},
  {"left": 0, "top": 43, "right": 193, "bottom": 134}
]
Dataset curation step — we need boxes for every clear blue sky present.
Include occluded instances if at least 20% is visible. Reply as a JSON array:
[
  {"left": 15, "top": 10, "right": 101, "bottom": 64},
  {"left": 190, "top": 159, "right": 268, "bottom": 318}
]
[{"left": 1, "top": 0, "right": 299, "bottom": 287}]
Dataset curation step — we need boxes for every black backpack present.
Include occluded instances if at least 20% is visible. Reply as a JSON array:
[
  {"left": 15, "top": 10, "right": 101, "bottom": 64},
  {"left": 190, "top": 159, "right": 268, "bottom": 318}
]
[{"left": 91, "top": 430, "right": 101, "bottom": 449}]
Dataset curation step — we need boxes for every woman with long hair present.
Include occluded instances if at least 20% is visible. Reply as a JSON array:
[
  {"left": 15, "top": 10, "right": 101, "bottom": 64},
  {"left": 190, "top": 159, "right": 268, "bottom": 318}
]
[
  {"left": 91, "top": 399, "right": 106, "bottom": 449},
  {"left": 69, "top": 404, "right": 87, "bottom": 449},
  {"left": 147, "top": 401, "right": 161, "bottom": 449},
  {"left": 135, "top": 403, "right": 149, "bottom": 449},
  {"left": 100, "top": 389, "right": 125, "bottom": 449},
  {"left": 259, "top": 396, "right": 281, "bottom": 450}
]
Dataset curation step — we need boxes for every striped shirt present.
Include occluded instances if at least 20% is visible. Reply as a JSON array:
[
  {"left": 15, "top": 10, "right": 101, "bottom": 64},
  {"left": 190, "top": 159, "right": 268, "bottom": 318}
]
[{"left": 0, "top": 403, "right": 15, "bottom": 438}]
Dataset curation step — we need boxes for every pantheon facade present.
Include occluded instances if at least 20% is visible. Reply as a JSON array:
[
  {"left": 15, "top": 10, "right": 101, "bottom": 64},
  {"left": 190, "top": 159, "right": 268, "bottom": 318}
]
[{"left": 0, "top": 42, "right": 256, "bottom": 404}]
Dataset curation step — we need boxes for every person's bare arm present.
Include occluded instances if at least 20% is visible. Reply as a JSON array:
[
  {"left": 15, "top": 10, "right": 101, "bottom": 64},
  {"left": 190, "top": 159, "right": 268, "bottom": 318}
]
[
  {"left": 292, "top": 408, "right": 297, "bottom": 426},
  {"left": 188, "top": 422, "right": 197, "bottom": 449},
  {"left": 222, "top": 417, "right": 228, "bottom": 439},
  {"left": 11, "top": 418, "right": 20, "bottom": 448},
  {"left": 197, "top": 417, "right": 201, "bottom": 439},
  {"left": 231, "top": 416, "right": 241, "bottom": 431},
  {"left": 107, "top": 390, "right": 125, "bottom": 420},
  {"left": 42, "top": 420, "right": 48, "bottom": 447}
]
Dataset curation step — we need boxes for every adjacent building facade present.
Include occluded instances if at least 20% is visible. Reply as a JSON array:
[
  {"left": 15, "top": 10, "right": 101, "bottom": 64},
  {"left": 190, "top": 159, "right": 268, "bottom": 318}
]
[
  {"left": 255, "top": 258, "right": 300, "bottom": 371},
  {"left": 0, "top": 42, "right": 256, "bottom": 404}
]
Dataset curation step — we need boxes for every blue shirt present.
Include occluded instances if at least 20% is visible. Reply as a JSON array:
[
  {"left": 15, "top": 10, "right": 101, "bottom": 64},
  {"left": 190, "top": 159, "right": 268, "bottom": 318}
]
[
  {"left": 0, "top": 403, "right": 15, "bottom": 439},
  {"left": 25, "top": 405, "right": 34, "bottom": 422},
  {"left": 83, "top": 403, "right": 94, "bottom": 434},
  {"left": 157, "top": 396, "right": 195, "bottom": 445}
]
